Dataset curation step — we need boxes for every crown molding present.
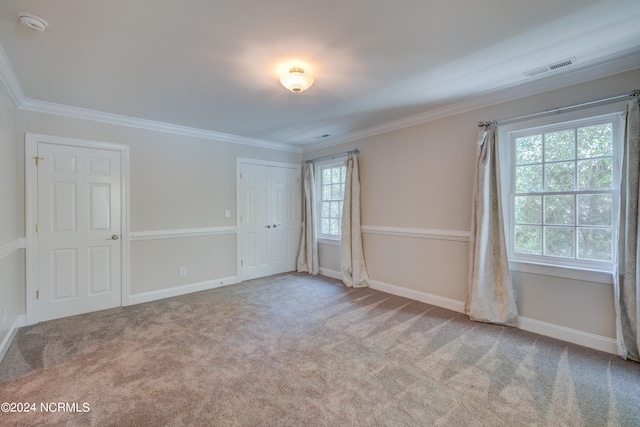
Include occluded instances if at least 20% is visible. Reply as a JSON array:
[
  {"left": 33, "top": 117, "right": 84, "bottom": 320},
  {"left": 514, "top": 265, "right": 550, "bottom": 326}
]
[
  {"left": 0, "top": 40, "right": 300, "bottom": 153},
  {"left": 301, "top": 50, "right": 640, "bottom": 153},
  {"left": 0, "top": 43, "right": 25, "bottom": 107},
  {"left": 19, "top": 98, "right": 302, "bottom": 153}
]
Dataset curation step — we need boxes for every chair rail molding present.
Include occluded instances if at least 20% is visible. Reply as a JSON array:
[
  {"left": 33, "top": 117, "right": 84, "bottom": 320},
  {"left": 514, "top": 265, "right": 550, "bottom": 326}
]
[
  {"left": 361, "top": 225, "right": 470, "bottom": 242},
  {"left": 130, "top": 226, "right": 237, "bottom": 241},
  {"left": 0, "top": 238, "right": 26, "bottom": 260}
]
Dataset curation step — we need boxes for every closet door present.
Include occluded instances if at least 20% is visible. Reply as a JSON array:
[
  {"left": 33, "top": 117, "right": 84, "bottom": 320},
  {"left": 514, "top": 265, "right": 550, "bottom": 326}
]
[
  {"left": 239, "top": 162, "right": 299, "bottom": 280},
  {"left": 270, "top": 166, "right": 298, "bottom": 275}
]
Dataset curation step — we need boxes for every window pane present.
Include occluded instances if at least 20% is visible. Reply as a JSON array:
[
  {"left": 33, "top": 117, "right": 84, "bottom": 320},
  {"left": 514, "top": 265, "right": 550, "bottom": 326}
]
[
  {"left": 578, "top": 159, "right": 612, "bottom": 190},
  {"left": 577, "top": 228, "right": 612, "bottom": 261},
  {"left": 322, "top": 168, "right": 331, "bottom": 183},
  {"left": 514, "top": 196, "right": 541, "bottom": 224},
  {"left": 544, "top": 129, "right": 575, "bottom": 162},
  {"left": 544, "top": 226, "right": 575, "bottom": 258},
  {"left": 329, "top": 218, "right": 341, "bottom": 235},
  {"left": 544, "top": 195, "right": 574, "bottom": 225},
  {"left": 578, "top": 123, "right": 612, "bottom": 159},
  {"left": 545, "top": 161, "right": 575, "bottom": 192},
  {"left": 515, "top": 135, "right": 542, "bottom": 165},
  {"left": 331, "top": 167, "right": 341, "bottom": 184},
  {"left": 321, "top": 202, "right": 330, "bottom": 218},
  {"left": 322, "top": 185, "right": 331, "bottom": 200},
  {"left": 578, "top": 194, "right": 612, "bottom": 226},
  {"left": 321, "top": 218, "right": 330, "bottom": 235},
  {"left": 330, "top": 201, "right": 341, "bottom": 218},
  {"left": 516, "top": 165, "right": 543, "bottom": 193},
  {"left": 514, "top": 225, "right": 542, "bottom": 254},
  {"left": 331, "top": 184, "right": 342, "bottom": 200}
]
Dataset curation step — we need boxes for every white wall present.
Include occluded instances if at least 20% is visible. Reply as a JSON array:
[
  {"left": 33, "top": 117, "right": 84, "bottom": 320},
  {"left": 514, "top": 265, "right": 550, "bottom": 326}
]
[
  {"left": 307, "top": 68, "right": 640, "bottom": 349},
  {"left": 15, "top": 110, "right": 302, "bottom": 299},
  {"left": 0, "top": 77, "right": 25, "bottom": 354}
]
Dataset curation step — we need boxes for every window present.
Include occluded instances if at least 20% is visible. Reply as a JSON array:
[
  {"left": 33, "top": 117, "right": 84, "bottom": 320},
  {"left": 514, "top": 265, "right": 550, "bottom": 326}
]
[
  {"left": 317, "top": 161, "right": 346, "bottom": 239},
  {"left": 501, "top": 109, "right": 624, "bottom": 273}
]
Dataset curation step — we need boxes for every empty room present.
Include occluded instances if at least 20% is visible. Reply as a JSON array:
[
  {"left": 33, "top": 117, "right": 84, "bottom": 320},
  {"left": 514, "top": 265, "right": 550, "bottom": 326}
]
[{"left": 1, "top": 0, "right": 640, "bottom": 425}]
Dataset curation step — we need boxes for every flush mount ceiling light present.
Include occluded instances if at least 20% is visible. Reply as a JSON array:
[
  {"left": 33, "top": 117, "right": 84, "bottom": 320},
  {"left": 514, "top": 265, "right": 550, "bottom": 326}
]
[
  {"left": 18, "top": 12, "right": 49, "bottom": 32},
  {"left": 280, "top": 67, "right": 314, "bottom": 93}
]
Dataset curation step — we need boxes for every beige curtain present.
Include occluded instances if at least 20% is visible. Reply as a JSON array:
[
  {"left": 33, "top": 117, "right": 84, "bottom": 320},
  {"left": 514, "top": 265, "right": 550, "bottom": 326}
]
[
  {"left": 466, "top": 127, "right": 519, "bottom": 326},
  {"left": 296, "top": 163, "right": 319, "bottom": 275},
  {"left": 341, "top": 154, "right": 369, "bottom": 287},
  {"left": 614, "top": 97, "right": 640, "bottom": 361}
]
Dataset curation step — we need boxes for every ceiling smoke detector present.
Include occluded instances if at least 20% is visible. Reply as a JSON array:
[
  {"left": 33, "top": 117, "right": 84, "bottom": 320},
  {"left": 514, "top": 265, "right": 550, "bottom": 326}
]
[{"left": 18, "top": 12, "right": 49, "bottom": 32}]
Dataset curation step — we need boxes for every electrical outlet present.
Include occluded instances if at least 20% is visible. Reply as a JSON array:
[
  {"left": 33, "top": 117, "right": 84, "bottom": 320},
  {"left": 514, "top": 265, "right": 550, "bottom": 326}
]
[
  {"left": 179, "top": 267, "right": 187, "bottom": 277},
  {"left": 226, "top": 209, "right": 231, "bottom": 218}
]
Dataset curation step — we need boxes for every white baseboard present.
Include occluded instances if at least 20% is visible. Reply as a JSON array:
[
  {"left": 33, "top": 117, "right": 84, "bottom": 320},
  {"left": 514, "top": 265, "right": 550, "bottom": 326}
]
[
  {"left": 318, "top": 268, "right": 617, "bottom": 355},
  {"left": 518, "top": 316, "right": 617, "bottom": 355},
  {"left": 128, "top": 276, "right": 238, "bottom": 306},
  {"left": 368, "top": 279, "right": 466, "bottom": 314},
  {"left": 319, "top": 268, "right": 342, "bottom": 280},
  {"left": 0, "top": 314, "right": 26, "bottom": 363}
]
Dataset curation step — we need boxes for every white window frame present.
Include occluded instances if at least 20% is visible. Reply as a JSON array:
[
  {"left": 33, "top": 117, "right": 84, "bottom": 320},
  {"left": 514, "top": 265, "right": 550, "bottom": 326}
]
[
  {"left": 498, "top": 103, "right": 626, "bottom": 284},
  {"left": 315, "top": 158, "right": 347, "bottom": 245}
]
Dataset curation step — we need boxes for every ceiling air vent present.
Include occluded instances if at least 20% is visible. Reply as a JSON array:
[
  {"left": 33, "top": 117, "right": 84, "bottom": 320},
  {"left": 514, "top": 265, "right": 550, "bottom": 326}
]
[{"left": 524, "top": 57, "right": 577, "bottom": 78}]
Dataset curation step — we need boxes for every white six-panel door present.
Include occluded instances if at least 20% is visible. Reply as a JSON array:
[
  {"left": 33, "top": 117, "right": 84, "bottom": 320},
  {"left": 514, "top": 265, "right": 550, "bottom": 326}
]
[
  {"left": 239, "top": 162, "right": 299, "bottom": 280},
  {"left": 270, "top": 166, "right": 299, "bottom": 275},
  {"left": 37, "top": 142, "right": 122, "bottom": 321},
  {"left": 240, "top": 164, "right": 272, "bottom": 280}
]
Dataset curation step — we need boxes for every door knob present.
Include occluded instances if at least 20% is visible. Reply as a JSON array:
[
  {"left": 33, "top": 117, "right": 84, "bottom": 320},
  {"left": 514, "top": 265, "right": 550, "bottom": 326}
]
[
  {"left": 109, "top": 234, "right": 119, "bottom": 240},
  {"left": 266, "top": 225, "right": 271, "bottom": 228},
  {"left": 272, "top": 224, "right": 277, "bottom": 228}
]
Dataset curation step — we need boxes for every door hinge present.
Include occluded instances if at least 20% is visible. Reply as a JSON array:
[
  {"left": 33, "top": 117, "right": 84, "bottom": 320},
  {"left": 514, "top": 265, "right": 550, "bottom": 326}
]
[
  {"left": 297, "top": 177, "right": 299, "bottom": 183},
  {"left": 36, "top": 290, "right": 40, "bottom": 299},
  {"left": 241, "top": 260, "right": 243, "bottom": 266},
  {"left": 240, "top": 173, "right": 243, "bottom": 179},
  {"left": 34, "top": 156, "right": 44, "bottom": 166},
  {"left": 36, "top": 224, "right": 39, "bottom": 233}
]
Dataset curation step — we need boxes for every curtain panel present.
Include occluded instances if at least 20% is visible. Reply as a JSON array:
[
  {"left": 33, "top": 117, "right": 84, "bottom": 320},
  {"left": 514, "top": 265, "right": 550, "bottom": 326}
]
[
  {"left": 296, "top": 163, "right": 319, "bottom": 275},
  {"left": 341, "top": 154, "right": 370, "bottom": 287},
  {"left": 614, "top": 98, "right": 640, "bottom": 361},
  {"left": 466, "top": 127, "right": 519, "bottom": 326}
]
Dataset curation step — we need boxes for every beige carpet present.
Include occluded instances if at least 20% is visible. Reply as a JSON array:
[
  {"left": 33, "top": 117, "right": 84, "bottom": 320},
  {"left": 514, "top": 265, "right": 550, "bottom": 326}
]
[{"left": 0, "top": 273, "right": 639, "bottom": 426}]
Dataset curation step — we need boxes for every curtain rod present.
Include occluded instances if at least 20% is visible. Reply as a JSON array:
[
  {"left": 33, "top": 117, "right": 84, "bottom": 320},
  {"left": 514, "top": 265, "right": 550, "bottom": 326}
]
[
  {"left": 478, "top": 89, "right": 640, "bottom": 128},
  {"left": 305, "top": 149, "right": 359, "bottom": 164}
]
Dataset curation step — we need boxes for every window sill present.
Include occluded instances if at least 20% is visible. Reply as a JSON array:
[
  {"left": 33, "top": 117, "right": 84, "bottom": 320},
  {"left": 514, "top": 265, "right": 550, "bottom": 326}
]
[
  {"left": 509, "top": 260, "right": 613, "bottom": 285},
  {"left": 318, "top": 237, "right": 341, "bottom": 246}
]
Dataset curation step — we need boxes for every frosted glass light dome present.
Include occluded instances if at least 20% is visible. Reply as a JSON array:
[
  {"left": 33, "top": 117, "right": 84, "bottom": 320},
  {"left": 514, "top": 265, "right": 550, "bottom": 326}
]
[{"left": 280, "top": 67, "right": 314, "bottom": 93}]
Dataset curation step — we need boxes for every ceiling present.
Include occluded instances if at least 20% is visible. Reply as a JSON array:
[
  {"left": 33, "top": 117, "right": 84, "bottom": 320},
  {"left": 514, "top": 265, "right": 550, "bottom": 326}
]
[{"left": 0, "top": 0, "right": 639, "bottom": 151}]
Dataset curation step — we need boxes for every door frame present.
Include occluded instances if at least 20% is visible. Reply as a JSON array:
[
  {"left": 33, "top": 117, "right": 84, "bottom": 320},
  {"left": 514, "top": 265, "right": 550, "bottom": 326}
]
[
  {"left": 236, "top": 158, "right": 300, "bottom": 282},
  {"left": 25, "top": 133, "right": 131, "bottom": 325}
]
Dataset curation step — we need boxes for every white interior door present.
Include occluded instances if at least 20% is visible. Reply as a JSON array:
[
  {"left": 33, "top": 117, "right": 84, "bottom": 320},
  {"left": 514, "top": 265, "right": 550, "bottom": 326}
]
[
  {"left": 239, "top": 162, "right": 299, "bottom": 280},
  {"left": 37, "top": 142, "right": 122, "bottom": 321},
  {"left": 271, "top": 167, "right": 298, "bottom": 275},
  {"left": 240, "top": 164, "right": 272, "bottom": 280}
]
